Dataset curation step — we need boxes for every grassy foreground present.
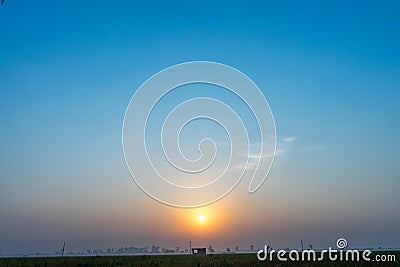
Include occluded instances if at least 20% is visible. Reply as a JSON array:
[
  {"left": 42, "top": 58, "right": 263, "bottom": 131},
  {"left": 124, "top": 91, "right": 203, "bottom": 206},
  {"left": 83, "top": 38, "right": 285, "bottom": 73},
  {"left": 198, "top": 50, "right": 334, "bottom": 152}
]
[{"left": 0, "top": 252, "right": 399, "bottom": 267}]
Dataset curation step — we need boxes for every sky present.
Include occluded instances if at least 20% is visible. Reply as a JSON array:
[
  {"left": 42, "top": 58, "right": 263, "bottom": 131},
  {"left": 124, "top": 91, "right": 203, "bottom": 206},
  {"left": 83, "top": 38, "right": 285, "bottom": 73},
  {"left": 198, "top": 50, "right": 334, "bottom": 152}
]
[{"left": 0, "top": 1, "right": 399, "bottom": 254}]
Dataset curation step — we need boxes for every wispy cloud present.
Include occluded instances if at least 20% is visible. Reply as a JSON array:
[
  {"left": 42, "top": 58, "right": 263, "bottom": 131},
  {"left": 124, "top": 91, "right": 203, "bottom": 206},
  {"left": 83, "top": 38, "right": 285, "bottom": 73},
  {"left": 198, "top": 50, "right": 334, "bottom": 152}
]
[
  {"left": 282, "top": 136, "right": 297, "bottom": 143},
  {"left": 225, "top": 135, "right": 297, "bottom": 171}
]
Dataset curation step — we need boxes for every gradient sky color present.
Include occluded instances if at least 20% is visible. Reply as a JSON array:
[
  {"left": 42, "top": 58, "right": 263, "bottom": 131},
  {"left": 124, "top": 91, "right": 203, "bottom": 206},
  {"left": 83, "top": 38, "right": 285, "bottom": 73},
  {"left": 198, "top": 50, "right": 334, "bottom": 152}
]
[{"left": 0, "top": 1, "right": 399, "bottom": 254}]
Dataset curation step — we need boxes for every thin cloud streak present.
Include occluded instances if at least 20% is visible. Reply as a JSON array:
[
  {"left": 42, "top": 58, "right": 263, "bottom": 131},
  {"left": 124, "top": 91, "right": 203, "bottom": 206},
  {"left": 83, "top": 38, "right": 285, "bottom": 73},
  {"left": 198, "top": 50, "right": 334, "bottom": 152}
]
[{"left": 282, "top": 136, "right": 297, "bottom": 143}]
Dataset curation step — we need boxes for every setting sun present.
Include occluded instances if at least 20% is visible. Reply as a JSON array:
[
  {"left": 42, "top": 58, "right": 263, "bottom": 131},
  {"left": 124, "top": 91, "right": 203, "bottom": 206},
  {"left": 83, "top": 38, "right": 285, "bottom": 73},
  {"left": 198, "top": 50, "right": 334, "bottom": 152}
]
[{"left": 198, "top": 215, "right": 205, "bottom": 223}]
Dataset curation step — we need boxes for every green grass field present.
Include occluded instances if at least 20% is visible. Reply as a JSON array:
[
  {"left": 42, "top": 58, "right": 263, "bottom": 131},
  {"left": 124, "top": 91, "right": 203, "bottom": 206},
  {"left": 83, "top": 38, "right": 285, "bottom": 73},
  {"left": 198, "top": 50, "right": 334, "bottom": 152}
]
[{"left": 0, "top": 251, "right": 399, "bottom": 267}]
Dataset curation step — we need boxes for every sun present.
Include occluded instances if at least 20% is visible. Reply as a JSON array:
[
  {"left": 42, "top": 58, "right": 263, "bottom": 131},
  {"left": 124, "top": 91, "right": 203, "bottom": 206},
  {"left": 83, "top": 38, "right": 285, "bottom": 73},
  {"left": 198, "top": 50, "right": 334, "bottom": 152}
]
[{"left": 198, "top": 215, "right": 205, "bottom": 223}]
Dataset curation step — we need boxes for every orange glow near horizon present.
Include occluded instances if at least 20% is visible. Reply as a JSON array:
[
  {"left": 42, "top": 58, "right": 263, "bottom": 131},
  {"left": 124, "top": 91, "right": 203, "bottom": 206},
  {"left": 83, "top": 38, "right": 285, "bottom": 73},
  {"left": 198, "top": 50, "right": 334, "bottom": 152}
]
[
  {"left": 150, "top": 198, "right": 244, "bottom": 245},
  {"left": 191, "top": 209, "right": 212, "bottom": 229},
  {"left": 175, "top": 205, "right": 225, "bottom": 236}
]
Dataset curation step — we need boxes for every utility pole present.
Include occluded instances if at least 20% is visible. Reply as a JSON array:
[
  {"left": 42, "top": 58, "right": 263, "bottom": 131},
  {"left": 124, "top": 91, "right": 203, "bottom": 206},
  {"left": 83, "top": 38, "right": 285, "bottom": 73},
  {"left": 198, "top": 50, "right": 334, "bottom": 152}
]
[
  {"left": 300, "top": 240, "right": 304, "bottom": 252},
  {"left": 189, "top": 241, "right": 191, "bottom": 254},
  {"left": 61, "top": 242, "right": 65, "bottom": 257}
]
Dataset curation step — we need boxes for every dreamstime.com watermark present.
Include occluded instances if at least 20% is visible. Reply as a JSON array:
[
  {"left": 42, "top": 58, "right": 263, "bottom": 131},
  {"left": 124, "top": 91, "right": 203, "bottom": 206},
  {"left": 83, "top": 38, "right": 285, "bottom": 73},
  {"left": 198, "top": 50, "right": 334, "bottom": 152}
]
[
  {"left": 122, "top": 61, "right": 276, "bottom": 208},
  {"left": 257, "top": 238, "right": 397, "bottom": 262}
]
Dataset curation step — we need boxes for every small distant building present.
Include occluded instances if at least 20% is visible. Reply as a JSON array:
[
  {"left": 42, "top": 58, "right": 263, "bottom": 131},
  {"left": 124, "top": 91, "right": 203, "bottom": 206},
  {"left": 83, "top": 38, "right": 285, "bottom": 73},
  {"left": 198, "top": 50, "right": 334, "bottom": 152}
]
[{"left": 191, "top": 248, "right": 206, "bottom": 255}]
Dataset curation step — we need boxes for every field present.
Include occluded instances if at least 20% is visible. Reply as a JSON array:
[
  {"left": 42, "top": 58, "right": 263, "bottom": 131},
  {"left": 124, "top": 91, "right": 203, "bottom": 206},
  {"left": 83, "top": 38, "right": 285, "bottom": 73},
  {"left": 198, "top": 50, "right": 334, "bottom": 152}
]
[{"left": 0, "top": 252, "right": 399, "bottom": 267}]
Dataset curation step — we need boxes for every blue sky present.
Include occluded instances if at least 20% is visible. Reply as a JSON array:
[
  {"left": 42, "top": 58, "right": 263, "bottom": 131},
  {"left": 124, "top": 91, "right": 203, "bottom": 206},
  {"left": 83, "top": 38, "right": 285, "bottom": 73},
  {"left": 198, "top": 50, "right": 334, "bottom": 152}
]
[{"left": 0, "top": 1, "right": 399, "bottom": 254}]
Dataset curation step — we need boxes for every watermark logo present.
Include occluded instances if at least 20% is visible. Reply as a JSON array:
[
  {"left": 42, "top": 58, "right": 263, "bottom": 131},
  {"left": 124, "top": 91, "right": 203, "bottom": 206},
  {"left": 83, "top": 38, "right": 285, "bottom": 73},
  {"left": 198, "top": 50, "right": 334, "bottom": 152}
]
[
  {"left": 122, "top": 61, "right": 276, "bottom": 207},
  {"left": 336, "top": 238, "right": 348, "bottom": 249},
  {"left": 257, "top": 238, "right": 397, "bottom": 262}
]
